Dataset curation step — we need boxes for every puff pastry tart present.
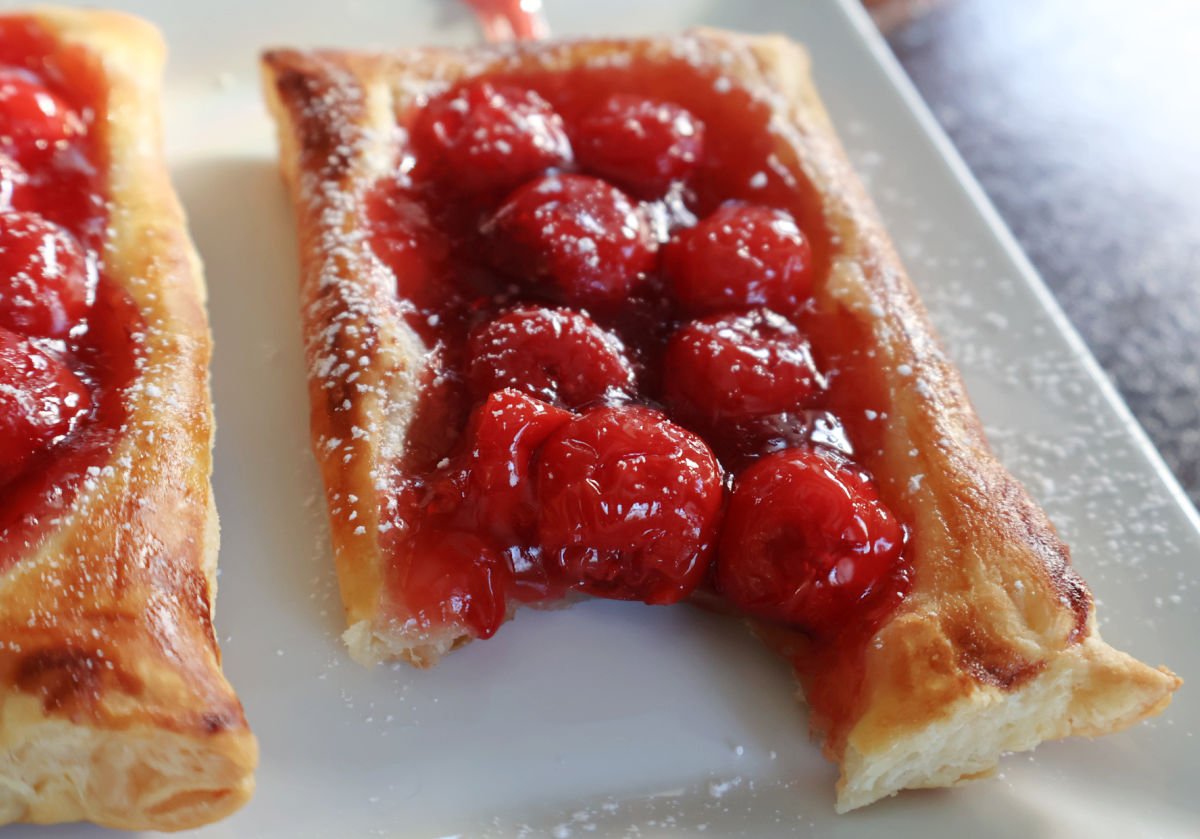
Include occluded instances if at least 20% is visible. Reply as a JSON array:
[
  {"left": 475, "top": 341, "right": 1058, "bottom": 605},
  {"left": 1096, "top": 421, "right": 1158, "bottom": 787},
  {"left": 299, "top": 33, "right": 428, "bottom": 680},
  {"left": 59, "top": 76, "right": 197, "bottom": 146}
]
[
  {"left": 262, "top": 30, "right": 1180, "bottom": 811},
  {"left": 0, "top": 8, "right": 255, "bottom": 831}
]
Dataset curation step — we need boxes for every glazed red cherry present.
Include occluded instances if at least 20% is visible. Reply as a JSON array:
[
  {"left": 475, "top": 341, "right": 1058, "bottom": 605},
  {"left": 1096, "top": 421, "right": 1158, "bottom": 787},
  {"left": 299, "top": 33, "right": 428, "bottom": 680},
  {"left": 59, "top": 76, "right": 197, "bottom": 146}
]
[
  {"left": 537, "top": 405, "right": 723, "bottom": 604},
  {"left": 10, "top": 153, "right": 103, "bottom": 248},
  {"left": 484, "top": 174, "right": 655, "bottom": 308},
  {"left": 713, "top": 409, "right": 853, "bottom": 472},
  {"left": 0, "top": 327, "right": 91, "bottom": 482},
  {"left": 574, "top": 94, "right": 705, "bottom": 197},
  {"left": 395, "top": 528, "right": 510, "bottom": 639},
  {"left": 663, "top": 308, "right": 825, "bottom": 427},
  {"left": 716, "top": 448, "right": 906, "bottom": 636},
  {"left": 664, "top": 202, "right": 813, "bottom": 316},
  {"left": 411, "top": 79, "right": 571, "bottom": 196},
  {"left": 440, "top": 388, "right": 572, "bottom": 544},
  {"left": 0, "top": 211, "right": 92, "bottom": 338},
  {"left": 466, "top": 306, "right": 636, "bottom": 409},
  {"left": 0, "top": 69, "right": 83, "bottom": 156}
]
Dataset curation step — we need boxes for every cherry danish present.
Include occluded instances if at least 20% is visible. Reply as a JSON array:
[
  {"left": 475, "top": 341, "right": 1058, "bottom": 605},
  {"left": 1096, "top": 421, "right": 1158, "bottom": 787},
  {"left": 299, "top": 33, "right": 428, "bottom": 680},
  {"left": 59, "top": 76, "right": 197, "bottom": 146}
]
[{"left": 265, "top": 30, "right": 1180, "bottom": 817}]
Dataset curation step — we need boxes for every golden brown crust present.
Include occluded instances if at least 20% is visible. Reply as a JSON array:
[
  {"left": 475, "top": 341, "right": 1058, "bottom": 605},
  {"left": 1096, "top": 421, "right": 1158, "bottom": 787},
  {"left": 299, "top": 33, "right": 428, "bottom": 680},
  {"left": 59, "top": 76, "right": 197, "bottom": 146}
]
[
  {"left": 0, "top": 8, "right": 256, "bottom": 830},
  {"left": 262, "top": 47, "right": 456, "bottom": 666},
  {"left": 262, "top": 29, "right": 1179, "bottom": 808}
]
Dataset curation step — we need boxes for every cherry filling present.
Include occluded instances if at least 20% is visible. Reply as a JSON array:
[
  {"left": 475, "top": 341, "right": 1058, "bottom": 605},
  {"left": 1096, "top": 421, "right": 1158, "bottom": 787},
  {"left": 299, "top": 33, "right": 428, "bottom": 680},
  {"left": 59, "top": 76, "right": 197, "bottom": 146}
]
[
  {"left": 663, "top": 201, "right": 814, "bottom": 317},
  {"left": 0, "top": 210, "right": 93, "bottom": 337},
  {"left": 366, "top": 58, "right": 909, "bottom": 640},
  {"left": 0, "top": 18, "right": 140, "bottom": 569},
  {"left": 465, "top": 305, "right": 636, "bottom": 409},
  {"left": 433, "top": 389, "right": 571, "bottom": 547},
  {"left": 663, "top": 308, "right": 826, "bottom": 428},
  {"left": 537, "top": 405, "right": 723, "bottom": 605},
  {"left": 410, "top": 79, "right": 571, "bottom": 198},
  {"left": 0, "top": 67, "right": 83, "bottom": 148},
  {"left": 572, "top": 94, "right": 705, "bottom": 199},
  {"left": 483, "top": 174, "right": 656, "bottom": 308},
  {"left": 0, "top": 326, "right": 90, "bottom": 482},
  {"left": 716, "top": 448, "right": 906, "bottom": 633}
]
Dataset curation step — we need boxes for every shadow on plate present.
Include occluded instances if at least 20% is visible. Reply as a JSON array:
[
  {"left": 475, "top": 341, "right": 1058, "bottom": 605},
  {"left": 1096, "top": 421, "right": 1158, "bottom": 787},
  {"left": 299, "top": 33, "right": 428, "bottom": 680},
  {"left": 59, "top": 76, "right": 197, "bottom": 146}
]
[{"left": 172, "top": 155, "right": 341, "bottom": 639}]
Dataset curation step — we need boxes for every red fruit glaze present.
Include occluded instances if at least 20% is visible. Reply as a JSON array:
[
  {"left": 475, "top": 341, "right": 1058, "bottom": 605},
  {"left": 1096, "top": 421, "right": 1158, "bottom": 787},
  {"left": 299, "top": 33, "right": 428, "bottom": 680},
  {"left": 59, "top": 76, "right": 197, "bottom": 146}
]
[
  {"left": 0, "top": 68, "right": 82, "bottom": 155},
  {"left": 411, "top": 79, "right": 571, "bottom": 197},
  {"left": 664, "top": 308, "right": 825, "bottom": 427},
  {"left": 716, "top": 448, "right": 906, "bottom": 636},
  {"left": 436, "top": 389, "right": 572, "bottom": 545},
  {"left": 395, "top": 529, "right": 511, "bottom": 639},
  {"left": 712, "top": 409, "right": 853, "bottom": 473},
  {"left": 388, "top": 390, "right": 573, "bottom": 611},
  {"left": 466, "top": 306, "right": 636, "bottom": 409},
  {"left": 484, "top": 174, "right": 655, "bottom": 307},
  {"left": 365, "top": 185, "right": 451, "bottom": 315},
  {"left": 574, "top": 94, "right": 705, "bottom": 197},
  {"left": 0, "top": 210, "right": 91, "bottom": 337},
  {"left": 0, "top": 327, "right": 90, "bottom": 481},
  {"left": 537, "top": 405, "right": 723, "bottom": 604},
  {"left": 664, "top": 202, "right": 814, "bottom": 316}
]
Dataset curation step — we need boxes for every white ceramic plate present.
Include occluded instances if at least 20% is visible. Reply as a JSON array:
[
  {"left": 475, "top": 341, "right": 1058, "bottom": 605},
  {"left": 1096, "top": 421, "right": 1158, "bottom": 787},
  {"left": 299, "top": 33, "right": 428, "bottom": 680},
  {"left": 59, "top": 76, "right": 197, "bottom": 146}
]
[{"left": 13, "top": 0, "right": 1197, "bottom": 835}]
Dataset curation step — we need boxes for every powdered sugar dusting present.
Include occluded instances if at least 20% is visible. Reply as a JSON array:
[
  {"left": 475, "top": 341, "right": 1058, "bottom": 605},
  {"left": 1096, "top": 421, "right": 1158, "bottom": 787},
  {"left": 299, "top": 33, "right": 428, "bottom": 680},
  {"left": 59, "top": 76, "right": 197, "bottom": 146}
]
[{"left": 844, "top": 108, "right": 1199, "bottom": 642}]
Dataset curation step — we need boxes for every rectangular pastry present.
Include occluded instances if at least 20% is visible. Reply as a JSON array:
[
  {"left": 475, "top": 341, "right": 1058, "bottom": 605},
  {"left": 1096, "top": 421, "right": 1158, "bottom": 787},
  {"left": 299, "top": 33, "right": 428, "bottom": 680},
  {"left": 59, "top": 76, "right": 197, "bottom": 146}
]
[
  {"left": 0, "top": 8, "right": 256, "bottom": 830},
  {"left": 262, "top": 30, "right": 1179, "bottom": 811}
]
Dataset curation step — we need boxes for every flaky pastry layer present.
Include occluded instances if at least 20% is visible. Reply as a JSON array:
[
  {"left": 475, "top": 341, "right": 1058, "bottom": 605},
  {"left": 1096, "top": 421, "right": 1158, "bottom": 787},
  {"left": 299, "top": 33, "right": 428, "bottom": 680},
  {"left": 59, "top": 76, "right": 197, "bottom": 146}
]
[
  {"left": 262, "top": 30, "right": 1179, "bottom": 811},
  {"left": 0, "top": 8, "right": 256, "bottom": 831}
]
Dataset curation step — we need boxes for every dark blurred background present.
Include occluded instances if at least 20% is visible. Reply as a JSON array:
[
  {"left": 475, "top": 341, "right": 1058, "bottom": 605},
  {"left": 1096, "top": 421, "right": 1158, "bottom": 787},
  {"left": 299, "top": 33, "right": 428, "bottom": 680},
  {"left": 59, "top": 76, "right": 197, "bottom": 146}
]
[{"left": 868, "top": 0, "right": 1200, "bottom": 508}]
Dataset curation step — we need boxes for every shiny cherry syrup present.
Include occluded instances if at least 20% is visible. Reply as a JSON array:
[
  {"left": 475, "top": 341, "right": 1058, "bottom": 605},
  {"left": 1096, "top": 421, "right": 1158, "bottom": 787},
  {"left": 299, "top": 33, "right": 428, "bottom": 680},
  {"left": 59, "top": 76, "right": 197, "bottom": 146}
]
[{"left": 365, "top": 55, "right": 911, "bottom": 641}]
